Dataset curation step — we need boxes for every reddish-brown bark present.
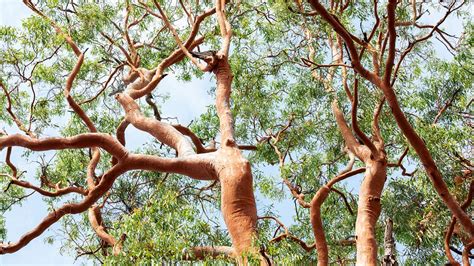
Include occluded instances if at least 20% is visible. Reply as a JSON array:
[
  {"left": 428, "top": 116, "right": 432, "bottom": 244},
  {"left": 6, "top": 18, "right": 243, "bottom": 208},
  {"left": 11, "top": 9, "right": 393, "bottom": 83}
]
[
  {"left": 300, "top": 13, "right": 389, "bottom": 261},
  {"left": 88, "top": 205, "right": 121, "bottom": 255},
  {"left": 0, "top": 162, "right": 127, "bottom": 254},
  {"left": 0, "top": 0, "right": 259, "bottom": 260},
  {"left": 355, "top": 159, "right": 386, "bottom": 265},
  {"left": 210, "top": 56, "right": 257, "bottom": 257},
  {"left": 306, "top": 0, "right": 473, "bottom": 243},
  {"left": 217, "top": 147, "right": 257, "bottom": 254},
  {"left": 310, "top": 186, "right": 330, "bottom": 265},
  {"left": 331, "top": 88, "right": 387, "bottom": 265}
]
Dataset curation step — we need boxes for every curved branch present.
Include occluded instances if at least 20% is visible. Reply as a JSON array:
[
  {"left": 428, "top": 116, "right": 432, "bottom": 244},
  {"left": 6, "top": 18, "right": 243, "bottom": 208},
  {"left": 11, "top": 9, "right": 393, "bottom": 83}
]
[
  {"left": 126, "top": 38, "right": 203, "bottom": 100},
  {"left": 387, "top": 147, "right": 417, "bottom": 177},
  {"left": 88, "top": 205, "right": 122, "bottom": 255},
  {"left": 3, "top": 174, "right": 87, "bottom": 197},
  {"left": 307, "top": 0, "right": 473, "bottom": 235},
  {"left": 115, "top": 93, "right": 195, "bottom": 157},
  {"left": 5, "top": 147, "right": 18, "bottom": 178},
  {"left": 0, "top": 134, "right": 128, "bottom": 161},
  {"left": 444, "top": 217, "right": 458, "bottom": 266},
  {"left": 351, "top": 79, "right": 378, "bottom": 156},
  {"left": 310, "top": 185, "right": 330, "bottom": 265},
  {"left": 463, "top": 240, "right": 474, "bottom": 266},
  {"left": 172, "top": 124, "right": 209, "bottom": 154},
  {"left": 79, "top": 63, "right": 125, "bottom": 105},
  {"left": 4, "top": 147, "right": 87, "bottom": 197},
  {"left": 372, "top": 97, "right": 385, "bottom": 144},
  {"left": 259, "top": 216, "right": 315, "bottom": 252},
  {"left": 380, "top": 81, "right": 473, "bottom": 235},
  {"left": 151, "top": 0, "right": 207, "bottom": 71},
  {"left": 306, "top": 0, "right": 380, "bottom": 86},
  {"left": 390, "top": 1, "right": 464, "bottom": 87},
  {"left": 0, "top": 82, "right": 37, "bottom": 138},
  {"left": 127, "top": 2, "right": 214, "bottom": 99},
  {"left": 330, "top": 187, "right": 354, "bottom": 216},
  {"left": 0, "top": 163, "right": 127, "bottom": 254},
  {"left": 444, "top": 180, "right": 474, "bottom": 265},
  {"left": 310, "top": 167, "right": 366, "bottom": 265},
  {"left": 331, "top": 100, "right": 362, "bottom": 155}
]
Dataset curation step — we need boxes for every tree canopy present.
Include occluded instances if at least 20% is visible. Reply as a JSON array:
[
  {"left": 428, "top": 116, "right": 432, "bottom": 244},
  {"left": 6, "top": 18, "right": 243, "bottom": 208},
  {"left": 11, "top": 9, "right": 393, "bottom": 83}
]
[{"left": 0, "top": 0, "right": 472, "bottom": 265}]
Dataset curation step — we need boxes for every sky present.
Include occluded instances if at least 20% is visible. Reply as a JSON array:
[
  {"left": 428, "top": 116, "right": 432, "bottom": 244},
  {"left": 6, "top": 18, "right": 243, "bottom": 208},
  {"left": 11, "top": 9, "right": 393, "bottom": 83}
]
[{"left": 0, "top": 0, "right": 469, "bottom": 265}]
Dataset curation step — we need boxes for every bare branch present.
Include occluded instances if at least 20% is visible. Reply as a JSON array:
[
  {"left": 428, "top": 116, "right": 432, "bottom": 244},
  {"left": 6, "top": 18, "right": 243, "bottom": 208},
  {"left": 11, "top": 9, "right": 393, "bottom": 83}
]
[{"left": 0, "top": 82, "right": 37, "bottom": 138}]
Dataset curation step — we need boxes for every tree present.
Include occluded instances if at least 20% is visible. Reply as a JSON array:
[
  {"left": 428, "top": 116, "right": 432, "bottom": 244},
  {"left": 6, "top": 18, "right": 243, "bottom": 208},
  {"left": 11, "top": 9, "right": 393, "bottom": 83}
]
[{"left": 0, "top": 0, "right": 472, "bottom": 265}]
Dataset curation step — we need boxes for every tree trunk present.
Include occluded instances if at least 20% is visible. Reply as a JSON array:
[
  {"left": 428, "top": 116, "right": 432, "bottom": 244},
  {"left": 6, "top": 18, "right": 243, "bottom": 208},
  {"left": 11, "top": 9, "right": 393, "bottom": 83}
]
[
  {"left": 356, "top": 159, "right": 387, "bottom": 265},
  {"left": 382, "top": 218, "right": 398, "bottom": 266},
  {"left": 213, "top": 58, "right": 258, "bottom": 258},
  {"left": 218, "top": 148, "right": 257, "bottom": 255}
]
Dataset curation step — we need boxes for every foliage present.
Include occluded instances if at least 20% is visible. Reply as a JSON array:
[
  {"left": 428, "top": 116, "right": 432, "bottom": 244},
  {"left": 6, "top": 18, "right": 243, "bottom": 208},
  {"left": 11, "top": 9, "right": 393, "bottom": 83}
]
[{"left": 0, "top": 0, "right": 472, "bottom": 265}]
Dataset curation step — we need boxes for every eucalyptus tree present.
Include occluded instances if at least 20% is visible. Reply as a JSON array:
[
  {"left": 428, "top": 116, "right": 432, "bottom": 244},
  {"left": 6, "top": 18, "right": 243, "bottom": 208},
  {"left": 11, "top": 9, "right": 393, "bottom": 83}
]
[
  {"left": 0, "top": 0, "right": 472, "bottom": 265},
  {"left": 222, "top": 0, "right": 472, "bottom": 264},
  {"left": 0, "top": 0, "right": 259, "bottom": 263}
]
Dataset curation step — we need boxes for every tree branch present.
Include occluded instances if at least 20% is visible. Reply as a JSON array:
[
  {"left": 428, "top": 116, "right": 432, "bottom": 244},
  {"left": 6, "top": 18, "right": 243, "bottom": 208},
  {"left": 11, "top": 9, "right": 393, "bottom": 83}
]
[
  {"left": 115, "top": 93, "right": 195, "bottom": 157},
  {"left": 351, "top": 79, "right": 378, "bottom": 156}
]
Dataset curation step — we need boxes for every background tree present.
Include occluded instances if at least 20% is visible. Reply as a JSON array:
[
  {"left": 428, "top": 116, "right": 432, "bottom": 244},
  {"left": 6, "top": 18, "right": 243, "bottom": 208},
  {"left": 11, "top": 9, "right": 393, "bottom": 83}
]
[{"left": 0, "top": 0, "right": 472, "bottom": 265}]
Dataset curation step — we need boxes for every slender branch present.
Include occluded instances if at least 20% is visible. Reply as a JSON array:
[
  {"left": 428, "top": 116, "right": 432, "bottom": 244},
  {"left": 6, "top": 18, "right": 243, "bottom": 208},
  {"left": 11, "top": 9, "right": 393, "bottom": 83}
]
[
  {"left": 384, "top": 0, "right": 397, "bottom": 85},
  {"left": 258, "top": 216, "right": 315, "bottom": 252},
  {"left": 306, "top": 0, "right": 381, "bottom": 86},
  {"left": 150, "top": 0, "right": 207, "bottom": 71},
  {"left": 433, "top": 88, "right": 461, "bottom": 124},
  {"left": 2, "top": 173, "right": 87, "bottom": 197},
  {"left": 390, "top": 1, "right": 464, "bottom": 87},
  {"left": 0, "top": 163, "right": 127, "bottom": 254},
  {"left": 5, "top": 147, "right": 18, "bottom": 178},
  {"left": 444, "top": 180, "right": 474, "bottom": 265},
  {"left": 330, "top": 187, "right": 354, "bottom": 215},
  {"left": 351, "top": 79, "right": 378, "bottom": 156},
  {"left": 387, "top": 147, "right": 417, "bottom": 177},
  {"left": 0, "top": 82, "right": 37, "bottom": 138},
  {"left": 372, "top": 97, "right": 385, "bottom": 144},
  {"left": 79, "top": 63, "right": 125, "bottom": 105}
]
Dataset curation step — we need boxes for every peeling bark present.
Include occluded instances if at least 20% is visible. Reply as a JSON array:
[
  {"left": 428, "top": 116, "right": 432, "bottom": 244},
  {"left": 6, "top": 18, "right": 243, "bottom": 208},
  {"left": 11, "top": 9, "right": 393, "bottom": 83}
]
[{"left": 382, "top": 218, "right": 398, "bottom": 266}]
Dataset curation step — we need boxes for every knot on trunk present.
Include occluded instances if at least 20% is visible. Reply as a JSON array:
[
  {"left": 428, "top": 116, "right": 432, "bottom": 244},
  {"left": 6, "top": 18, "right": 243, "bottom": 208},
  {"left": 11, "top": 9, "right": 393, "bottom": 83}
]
[{"left": 368, "top": 196, "right": 380, "bottom": 202}]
